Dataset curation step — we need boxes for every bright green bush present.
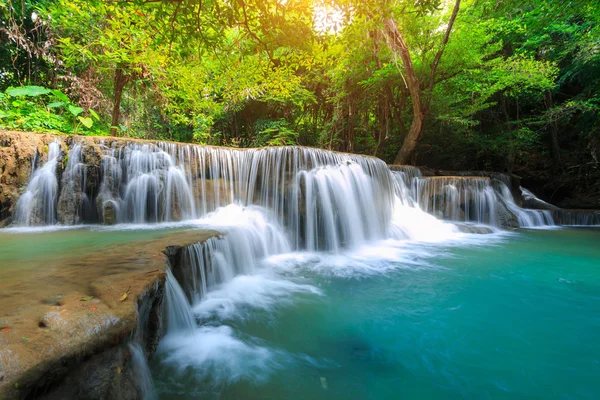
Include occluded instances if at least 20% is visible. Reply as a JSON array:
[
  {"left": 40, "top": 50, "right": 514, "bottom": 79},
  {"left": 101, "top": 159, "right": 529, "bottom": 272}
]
[{"left": 0, "top": 86, "right": 102, "bottom": 135}]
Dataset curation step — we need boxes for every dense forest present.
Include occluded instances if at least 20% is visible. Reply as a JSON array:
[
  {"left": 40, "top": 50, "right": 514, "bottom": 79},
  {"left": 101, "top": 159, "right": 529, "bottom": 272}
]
[{"left": 1, "top": 0, "right": 599, "bottom": 206}]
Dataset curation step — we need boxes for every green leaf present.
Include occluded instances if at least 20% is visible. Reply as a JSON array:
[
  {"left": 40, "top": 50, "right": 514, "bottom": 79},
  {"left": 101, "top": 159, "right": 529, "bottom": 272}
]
[
  {"left": 51, "top": 90, "right": 70, "bottom": 103},
  {"left": 6, "top": 86, "right": 51, "bottom": 97},
  {"left": 47, "top": 101, "right": 65, "bottom": 109},
  {"left": 78, "top": 116, "right": 93, "bottom": 128},
  {"left": 0, "top": 111, "right": 10, "bottom": 119},
  {"left": 68, "top": 105, "right": 84, "bottom": 116},
  {"left": 89, "top": 109, "right": 100, "bottom": 121},
  {"left": 80, "top": 296, "right": 94, "bottom": 301}
]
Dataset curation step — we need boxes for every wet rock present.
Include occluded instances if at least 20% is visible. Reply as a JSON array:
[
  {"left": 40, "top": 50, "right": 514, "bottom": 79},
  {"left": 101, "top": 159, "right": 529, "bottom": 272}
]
[
  {"left": 0, "top": 230, "right": 219, "bottom": 400},
  {"left": 454, "top": 223, "right": 495, "bottom": 234},
  {"left": 494, "top": 198, "right": 520, "bottom": 229},
  {"left": 0, "top": 131, "right": 56, "bottom": 224},
  {"left": 102, "top": 200, "right": 117, "bottom": 225}
]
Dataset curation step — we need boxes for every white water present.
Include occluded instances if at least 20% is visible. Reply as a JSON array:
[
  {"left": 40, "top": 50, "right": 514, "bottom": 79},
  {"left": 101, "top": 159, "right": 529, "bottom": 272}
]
[
  {"left": 164, "top": 269, "right": 195, "bottom": 333},
  {"left": 57, "top": 142, "right": 91, "bottom": 224},
  {"left": 298, "top": 162, "right": 388, "bottom": 251},
  {"left": 15, "top": 140, "right": 594, "bottom": 232},
  {"left": 155, "top": 200, "right": 505, "bottom": 395},
  {"left": 129, "top": 343, "right": 157, "bottom": 400},
  {"left": 496, "top": 182, "right": 555, "bottom": 227},
  {"left": 15, "top": 141, "right": 61, "bottom": 225},
  {"left": 415, "top": 177, "right": 498, "bottom": 226}
]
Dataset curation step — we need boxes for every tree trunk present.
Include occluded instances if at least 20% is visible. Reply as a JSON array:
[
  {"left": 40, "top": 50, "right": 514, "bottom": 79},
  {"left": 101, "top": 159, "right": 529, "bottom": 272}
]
[
  {"left": 384, "top": 0, "right": 461, "bottom": 165},
  {"left": 110, "top": 67, "right": 127, "bottom": 136},
  {"left": 384, "top": 18, "right": 425, "bottom": 165}
]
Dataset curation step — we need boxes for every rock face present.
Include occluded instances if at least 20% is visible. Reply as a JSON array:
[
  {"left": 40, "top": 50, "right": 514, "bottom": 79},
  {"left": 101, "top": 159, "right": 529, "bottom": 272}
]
[
  {"left": 0, "top": 229, "right": 220, "bottom": 400},
  {"left": 0, "top": 131, "right": 59, "bottom": 226},
  {"left": 494, "top": 200, "right": 520, "bottom": 229},
  {"left": 28, "top": 282, "right": 164, "bottom": 400}
]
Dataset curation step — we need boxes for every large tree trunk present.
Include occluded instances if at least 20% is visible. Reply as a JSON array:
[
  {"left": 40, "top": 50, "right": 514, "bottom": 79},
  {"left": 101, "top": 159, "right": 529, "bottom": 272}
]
[
  {"left": 384, "top": 18, "right": 425, "bottom": 165},
  {"left": 110, "top": 67, "right": 127, "bottom": 136}
]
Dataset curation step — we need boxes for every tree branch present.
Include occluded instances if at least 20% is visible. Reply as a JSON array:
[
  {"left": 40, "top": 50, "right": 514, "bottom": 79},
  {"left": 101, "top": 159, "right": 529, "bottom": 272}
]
[{"left": 428, "top": 0, "right": 461, "bottom": 93}]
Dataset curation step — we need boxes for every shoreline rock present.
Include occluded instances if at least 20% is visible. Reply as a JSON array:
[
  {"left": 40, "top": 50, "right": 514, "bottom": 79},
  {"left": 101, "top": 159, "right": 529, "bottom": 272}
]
[{"left": 0, "top": 229, "right": 219, "bottom": 400}]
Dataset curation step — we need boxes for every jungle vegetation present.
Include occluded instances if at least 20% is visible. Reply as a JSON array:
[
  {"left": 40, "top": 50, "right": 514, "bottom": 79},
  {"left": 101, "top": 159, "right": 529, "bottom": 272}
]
[{"left": 1, "top": 0, "right": 599, "bottom": 205}]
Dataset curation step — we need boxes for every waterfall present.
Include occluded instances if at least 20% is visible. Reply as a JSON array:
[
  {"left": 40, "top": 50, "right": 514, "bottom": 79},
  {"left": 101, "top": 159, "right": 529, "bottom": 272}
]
[
  {"left": 551, "top": 210, "right": 600, "bottom": 226},
  {"left": 13, "top": 139, "right": 598, "bottom": 232},
  {"left": 13, "top": 142, "right": 396, "bottom": 249},
  {"left": 174, "top": 205, "right": 291, "bottom": 303},
  {"left": 96, "top": 142, "right": 122, "bottom": 225},
  {"left": 415, "top": 177, "right": 498, "bottom": 225},
  {"left": 14, "top": 140, "right": 61, "bottom": 225},
  {"left": 120, "top": 143, "right": 197, "bottom": 223},
  {"left": 128, "top": 343, "right": 157, "bottom": 400},
  {"left": 297, "top": 162, "right": 388, "bottom": 251},
  {"left": 390, "top": 167, "right": 421, "bottom": 207},
  {"left": 496, "top": 182, "right": 555, "bottom": 227},
  {"left": 57, "top": 142, "right": 91, "bottom": 224},
  {"left": 164, "top": 269, "right": 196, "bottom": 333}
]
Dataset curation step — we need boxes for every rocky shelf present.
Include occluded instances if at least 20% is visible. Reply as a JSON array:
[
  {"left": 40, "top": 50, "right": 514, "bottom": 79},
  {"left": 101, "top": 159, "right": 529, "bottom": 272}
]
[{"left": 0, "top": 228, "right": 220, "bottom": 399}]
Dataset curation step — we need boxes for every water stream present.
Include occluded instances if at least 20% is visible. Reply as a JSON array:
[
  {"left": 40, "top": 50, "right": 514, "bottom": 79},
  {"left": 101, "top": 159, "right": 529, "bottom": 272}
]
[{"left": 3, "top": 141, "right": 600, "bottom": 399}]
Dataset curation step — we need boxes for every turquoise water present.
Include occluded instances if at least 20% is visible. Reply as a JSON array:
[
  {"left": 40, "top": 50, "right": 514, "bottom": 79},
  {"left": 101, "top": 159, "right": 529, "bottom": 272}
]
[
  {"left": 0, "top": 223, "right": 199, "bottom": 267},
  {"left": 152, "top": 228, "right": 600, "bottom": 399}
]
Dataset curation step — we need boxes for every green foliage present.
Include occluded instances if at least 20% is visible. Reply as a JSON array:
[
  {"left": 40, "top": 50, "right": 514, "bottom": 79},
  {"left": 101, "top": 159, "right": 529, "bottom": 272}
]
[
  {"left": 0, "top": 85, "right": 102, "bottom": 135},
  {"left": 2, "top": 0, "right": 599, "bottom": 200},
  {"left": 253, "top": 119, "right": 299, "bottom": 147}
]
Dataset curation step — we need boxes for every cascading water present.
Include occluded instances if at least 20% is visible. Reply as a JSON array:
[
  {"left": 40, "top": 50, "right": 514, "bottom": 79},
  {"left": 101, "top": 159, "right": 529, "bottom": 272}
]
[
  {"left": 14, "top": 142, "right": 397, "bottom": 250},
  {"left": 174, "top": 204, "right": 291, "bottom": 303},
  {"left": 15, "top": 139, "right": 597, "bottom": 233},
  {"left": 297, "top": 162, "right": 389, "bottom": 251},
  {"left": 14, "top": 140, "right": 61, "bottom": 225},
  {"left": 128, "top": 343, "right": 157, "bottom": 400},
  {"left": 9, "top": 139, "right": 600, "bottom": 399},
  {"left": 389, "top": 166, "right": 421, "bottom": 207},
  {"left": 496, "top": 182, "right": 555, "bottom": 227},
  {"left": 415, "top": 177, "right": 498, "bottom": 225},
  {"left": 57, "top": 142, "right": 91, "bottom": 224},
  {"left": 120, "top": 143, "right": 197, "bottom": 223}
]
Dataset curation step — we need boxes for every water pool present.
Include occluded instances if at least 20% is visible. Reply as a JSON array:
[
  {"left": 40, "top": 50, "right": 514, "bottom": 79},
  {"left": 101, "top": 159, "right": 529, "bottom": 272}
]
[{"left": 151, "top": 228, "right": 600, "bottom": 400}]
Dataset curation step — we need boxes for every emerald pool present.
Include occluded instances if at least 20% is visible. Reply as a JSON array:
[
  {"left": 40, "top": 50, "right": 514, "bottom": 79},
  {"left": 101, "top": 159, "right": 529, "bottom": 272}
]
[{"left": 151, "top": 228, "right": 600, "bottom": 400}]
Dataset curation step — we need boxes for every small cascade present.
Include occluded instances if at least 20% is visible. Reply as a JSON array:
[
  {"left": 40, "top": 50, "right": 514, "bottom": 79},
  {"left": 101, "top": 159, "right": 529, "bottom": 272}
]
[
  {"left": 57, "top": 142, "right": 91, "bottom": 224},
  {"left": 415, "top": 177, "right": 498, "bottom": 225},
  {"left": 550, "top": 210, "right": 600, "bottom": 226},
  {"left": 96, "top": 143, "right": 123, "bottom": 225},
  {"left": 175, "top": 205, "right": 291, "bottom": 303},
  {"left": 390, "top": 166, "right": 422, "bottom": 207},
  {"left": 128, "top": 343, "right": 157, "bottom": 400},
  {"left": 14, "top": 140, "right": 61, "bottom": 225},
  {"left": 120, "top": 143, "right": 197, "bottom": 223},
  {"left": 496, "top": 183, "right": 555, "bottom": 227},
  {"left": 164, "top": 269, "right": 196, "bottom": 333},
  {"left": 297, "top": 162, "right": 388, "bottom": 251}
]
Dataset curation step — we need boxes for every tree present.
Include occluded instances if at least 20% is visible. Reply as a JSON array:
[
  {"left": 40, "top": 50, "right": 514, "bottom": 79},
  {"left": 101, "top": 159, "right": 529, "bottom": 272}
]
[{"left": 383, "top": 0, "right": 461, "bottom": 164}]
